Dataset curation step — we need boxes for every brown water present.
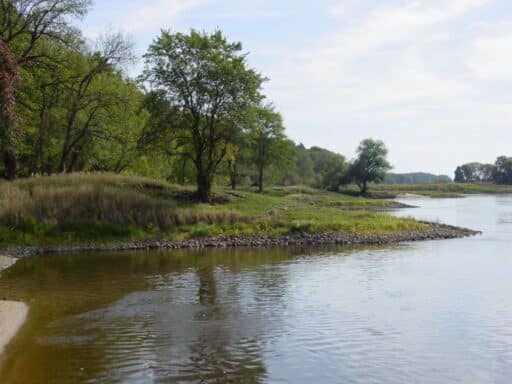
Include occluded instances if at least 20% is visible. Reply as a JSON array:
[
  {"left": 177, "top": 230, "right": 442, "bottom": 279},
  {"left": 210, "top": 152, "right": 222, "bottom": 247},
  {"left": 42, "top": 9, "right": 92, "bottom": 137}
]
[{"left": 1, "top": 195, "right": 512, "bottom": 383}]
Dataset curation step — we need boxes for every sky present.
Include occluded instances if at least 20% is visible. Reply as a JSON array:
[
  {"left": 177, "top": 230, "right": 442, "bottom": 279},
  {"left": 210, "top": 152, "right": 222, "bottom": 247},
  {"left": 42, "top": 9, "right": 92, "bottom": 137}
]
[{"left": 79, "top": 0, "right": 512, "bottom": 176}]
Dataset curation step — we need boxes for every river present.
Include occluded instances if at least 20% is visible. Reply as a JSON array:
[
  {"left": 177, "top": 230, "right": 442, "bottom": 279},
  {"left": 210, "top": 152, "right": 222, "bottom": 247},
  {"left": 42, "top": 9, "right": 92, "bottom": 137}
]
[{"left": 0, "top": 195, "right": 511, "bottom": 383}]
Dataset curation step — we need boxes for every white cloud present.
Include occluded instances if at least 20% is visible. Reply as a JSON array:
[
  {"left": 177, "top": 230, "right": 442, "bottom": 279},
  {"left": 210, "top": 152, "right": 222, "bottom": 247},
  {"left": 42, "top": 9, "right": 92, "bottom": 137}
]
[
  {"left": 119, "top": 0, "right": 211, "bottom": 33},
  {"left": 81, "top": 0, "right": 211, "bottom": 39},
  {"left": 309, "top": 0, "right": 489, "bottom": 74},
  {"left": 216, "top": 9, "right": 278, "bottom": 20},
  {"left": 328, "top": 3, "right": 348, "bottom": 17},
  {"left": 467, "top": 23, "right": 512, "bottom": 80},
  {"left": 259, "top": 0, "right": 498, "bottom": 173}
]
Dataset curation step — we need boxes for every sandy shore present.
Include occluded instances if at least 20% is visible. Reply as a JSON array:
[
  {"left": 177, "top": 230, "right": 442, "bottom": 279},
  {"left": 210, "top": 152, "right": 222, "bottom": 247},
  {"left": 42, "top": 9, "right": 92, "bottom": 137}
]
[
  {"left": 0, "top": 256, "right": 28, "bottom": 356},
  {"left": 0, "top": 301, "right": 28, "bottom": 355}
]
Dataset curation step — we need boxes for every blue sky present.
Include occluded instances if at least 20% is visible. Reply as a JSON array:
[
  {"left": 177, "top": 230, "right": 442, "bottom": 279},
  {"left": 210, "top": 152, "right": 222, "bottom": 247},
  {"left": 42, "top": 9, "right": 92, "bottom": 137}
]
[{"left": 79, "top": 0, "right": 512, "bottom": 175}]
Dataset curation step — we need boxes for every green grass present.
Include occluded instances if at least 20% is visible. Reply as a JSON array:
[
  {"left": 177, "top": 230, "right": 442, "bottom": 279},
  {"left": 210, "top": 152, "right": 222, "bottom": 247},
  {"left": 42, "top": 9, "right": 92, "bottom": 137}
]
[
  {"left": 0, "top": 173, "right": 427, "bottom": 247},
  {"left": 340, "top": 182, "right": 512, "bottom": 198}
]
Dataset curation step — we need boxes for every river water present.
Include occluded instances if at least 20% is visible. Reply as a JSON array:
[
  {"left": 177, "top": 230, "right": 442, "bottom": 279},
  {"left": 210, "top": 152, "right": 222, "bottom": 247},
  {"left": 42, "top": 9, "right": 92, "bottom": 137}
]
[{"left": 0, "top": 195, "right": 511, "bottom": 383}]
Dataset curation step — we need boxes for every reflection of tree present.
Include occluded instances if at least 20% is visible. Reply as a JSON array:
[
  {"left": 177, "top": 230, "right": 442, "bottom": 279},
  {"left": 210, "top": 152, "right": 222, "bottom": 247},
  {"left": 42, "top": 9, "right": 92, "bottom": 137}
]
[
  {"left": 185, "top": 259, "right": 267, "bottom": 383},
  {"left": 0, "top": 246, "right": 314, "bottom": 383},
  {"left": 197, "top": 264, "right": 217, "bottom": 307}
]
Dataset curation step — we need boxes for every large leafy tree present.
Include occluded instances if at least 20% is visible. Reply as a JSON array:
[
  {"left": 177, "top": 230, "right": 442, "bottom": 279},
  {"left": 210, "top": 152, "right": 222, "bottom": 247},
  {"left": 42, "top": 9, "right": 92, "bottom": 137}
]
[
  {"left": 350, "top": 138, "right": 392, "bottom": 194},
  {"left": 141, "top": 29, "right": 264, "bottom": 202},
  {"left": 17, "top": 34, "right": 136, "bottom": 174},
  {"left": 0, "top": 0, "right": 90, "bottom": 179}
]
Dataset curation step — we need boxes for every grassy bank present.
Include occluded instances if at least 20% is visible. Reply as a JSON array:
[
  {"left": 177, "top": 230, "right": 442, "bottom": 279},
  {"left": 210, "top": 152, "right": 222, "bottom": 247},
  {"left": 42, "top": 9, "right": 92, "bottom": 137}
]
[
  {"left": 341, "top": 182, "right": 512, "bottom": 198},
  {"left": 0, "top": 173, "right": 426, "bottom": 247}
]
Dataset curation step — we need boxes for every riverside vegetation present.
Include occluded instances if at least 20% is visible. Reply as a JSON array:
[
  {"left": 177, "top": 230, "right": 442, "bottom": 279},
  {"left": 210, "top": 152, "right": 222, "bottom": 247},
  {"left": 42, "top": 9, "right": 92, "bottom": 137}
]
[
  {"left": 0, "top": 1, "right": 493, "bottom": 252},
  {"left": 0, "top": 173, "right": 429, "bottom": 248}
]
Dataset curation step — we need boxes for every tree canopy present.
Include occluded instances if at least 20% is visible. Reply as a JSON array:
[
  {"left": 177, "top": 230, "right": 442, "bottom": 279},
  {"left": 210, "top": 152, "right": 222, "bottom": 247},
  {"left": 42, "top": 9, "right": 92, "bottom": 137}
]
[
  {"left": 349, "top": 139, "right": 392, "bottom": 194},
  {"left": 141, "top": 29, "right": 264, "bottom": 201},
  {"left": 454, "top": 159, "right": 512, "bottom": 185}
]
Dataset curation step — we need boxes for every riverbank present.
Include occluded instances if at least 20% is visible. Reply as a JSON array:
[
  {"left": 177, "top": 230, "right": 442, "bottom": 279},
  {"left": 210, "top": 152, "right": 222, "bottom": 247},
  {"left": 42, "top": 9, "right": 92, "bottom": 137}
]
[
  {"left": 0, "top": 174, "right": 480, "bottom": 361},
  {"left": 341, "top": 182, "right": 512, "bottom": 198},
  {"left": 0, "top": 256, "right": 28, "bottom": 357},
  {"left": 1, "top": 222, "right": 479, "bottom": 258},
  {"left": 0, "top": 301, "right": 28, "bottom": 355},
  {"left": 0, "top": 173, "right": 430, "bottom": 247}
]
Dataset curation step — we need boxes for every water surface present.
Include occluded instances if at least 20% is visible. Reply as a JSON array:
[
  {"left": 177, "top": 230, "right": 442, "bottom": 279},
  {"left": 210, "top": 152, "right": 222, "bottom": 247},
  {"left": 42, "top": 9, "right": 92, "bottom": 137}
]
[{"left": 1, "top": 195, "right": 512, "bottom": 383}]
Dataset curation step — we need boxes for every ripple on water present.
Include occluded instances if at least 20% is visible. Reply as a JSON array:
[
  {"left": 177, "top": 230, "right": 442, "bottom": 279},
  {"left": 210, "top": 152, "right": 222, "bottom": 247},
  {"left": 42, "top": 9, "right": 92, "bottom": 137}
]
[{"left": 2, "top": 196, "right": 512, "bottom": 383}]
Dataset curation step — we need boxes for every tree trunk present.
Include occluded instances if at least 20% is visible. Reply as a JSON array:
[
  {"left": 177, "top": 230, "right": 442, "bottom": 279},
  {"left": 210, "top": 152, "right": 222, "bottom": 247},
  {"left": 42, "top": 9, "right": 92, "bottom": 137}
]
[
  {"left": 230, "top": 173, "right": 237, "bottom": 190},
  {"left": 178, "top": 157, "right": 187, "bottom": 185},
  {"left": 197, "top": 172, "right": 212, "bottom": 202},
  {"left": 227, "top": 159, "right": 237, "bottom": 190},
  {"left": 3, "top": 148, "right": 17, "bottom": 180},
  {"left": 360, "top": 181, "right": 368, "bottom": 195},
  {"left": 258, "top": 166, "right": 264, "bottom": 193}
]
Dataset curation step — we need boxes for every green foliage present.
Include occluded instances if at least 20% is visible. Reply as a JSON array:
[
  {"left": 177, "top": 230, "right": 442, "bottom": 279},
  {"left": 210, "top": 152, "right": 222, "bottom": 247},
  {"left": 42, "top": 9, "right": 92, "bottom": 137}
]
[
  {"left": 141, "top": 29, "right": 264, "bottom": 201},
  {"left": 493, "top": 156, "right": 512, "bottom": 185},
  {"left": 248, "top": 104, "right": 291, "bottom": 192},
  {"left": 453, "top": 157, "right": 512, "bottom": 185},
  {"left": 0, "top": 173, "right": 427, "bottom": 246},
  {"left": 349, "top": 138, "right": 392, "bottom": 194},
  {"left": 288, "top": 144, "right": 348, "bottom": 189},
  {"left": 454, "top": 163, "right": 494, "bottom": 183},
  {"left": 0, "top": 0, "right": 92, "bottom": 178}
]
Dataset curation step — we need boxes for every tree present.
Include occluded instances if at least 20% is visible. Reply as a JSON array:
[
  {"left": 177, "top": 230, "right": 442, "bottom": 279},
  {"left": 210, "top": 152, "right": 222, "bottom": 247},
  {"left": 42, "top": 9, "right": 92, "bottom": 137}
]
[
  {"left": 294, "top": 143, "right": 314, "bottom": 184},
  {"left": 350, "top": 138, "right": 391, "bottom": 194},
  {"left": 141, "top": 29, "right": 264, "bottom": 202},
  {"left": 454, "top": 166, "right": 465, "bottom": 183},
  {"left": 320, "top": 154, "right": 348, "bottom": 191},
  {"left": 0, "top": 0, "right": 90, "bottom": 179},
  {"left": 55, "top": 34, "right": 134, "bottom": 173},
  {"left": 493, "top": 156, "right": 512, "bottom": 185},
  {"left": 15, "top": 34, "right": 136, "bottom": 174},
  {"left": 249, "top": 105, "right": 288, "bottom": 193},
  {"left": 454, "top": 162, "right": 495, "bottom": 183},
  {"left": 225, "top": 130, "right": 249, "bottom": 190}
]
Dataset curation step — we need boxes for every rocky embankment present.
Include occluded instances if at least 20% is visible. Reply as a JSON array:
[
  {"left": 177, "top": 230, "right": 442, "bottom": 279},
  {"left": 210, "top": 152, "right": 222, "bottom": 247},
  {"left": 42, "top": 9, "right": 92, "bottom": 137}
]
[{"left": 2, "top": 222, "right": 479, "bottom": 258}]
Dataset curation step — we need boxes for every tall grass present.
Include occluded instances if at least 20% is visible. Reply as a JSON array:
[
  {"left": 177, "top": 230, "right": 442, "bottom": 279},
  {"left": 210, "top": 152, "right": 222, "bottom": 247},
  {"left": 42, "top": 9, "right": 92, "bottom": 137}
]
[
  {"left": 0, "top": 173, "right": 430, "bottom": 246},
  {"left": 0, "top": 179, "right": 248, "bottom": 231}
]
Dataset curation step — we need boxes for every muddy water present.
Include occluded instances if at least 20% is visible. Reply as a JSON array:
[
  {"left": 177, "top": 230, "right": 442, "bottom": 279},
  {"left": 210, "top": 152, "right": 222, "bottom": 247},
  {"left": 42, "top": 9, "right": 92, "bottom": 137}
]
[{"left": 0, "top": 195, "right": 511, "bottom": 383}]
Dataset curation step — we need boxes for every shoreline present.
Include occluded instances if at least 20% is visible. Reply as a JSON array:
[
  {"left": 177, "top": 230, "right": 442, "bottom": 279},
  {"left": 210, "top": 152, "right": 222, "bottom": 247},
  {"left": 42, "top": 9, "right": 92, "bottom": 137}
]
[
  {"left": 0, "top": 222, "right": 479, "bottom": 360},
  {"left": 0, "top": 256, "right": 28, "bottom": 359},
  {"left": 1, "top": 222, "right": 480, "bottom": 258},
  {"left": 0, "top": 301, "right": 28, "bottom": 356}
]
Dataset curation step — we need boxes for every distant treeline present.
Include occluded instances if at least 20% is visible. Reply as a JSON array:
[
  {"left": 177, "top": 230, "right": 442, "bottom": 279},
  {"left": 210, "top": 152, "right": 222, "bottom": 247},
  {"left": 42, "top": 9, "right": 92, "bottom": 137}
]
[
  {"left": 384, "top": 172, "right": 452, "bottom": 184},
  {"left": 454, "top": 157, "right": 512, "bottom": 184}
]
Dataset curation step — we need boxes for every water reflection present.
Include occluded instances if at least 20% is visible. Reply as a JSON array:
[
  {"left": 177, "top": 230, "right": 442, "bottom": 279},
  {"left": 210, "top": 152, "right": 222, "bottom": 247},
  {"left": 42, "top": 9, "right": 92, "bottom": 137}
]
[
  {"left": 0, "top": 247, "right": 330, "bottom": 383},
  {"left": 1, "top": 195, "right": 512, "bottom": 383}
]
